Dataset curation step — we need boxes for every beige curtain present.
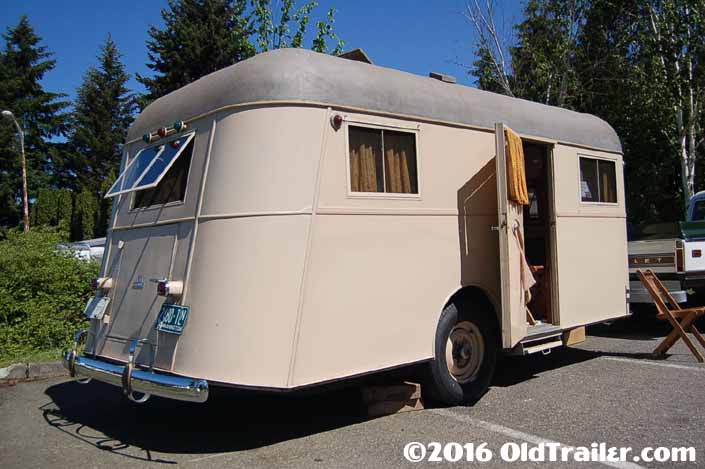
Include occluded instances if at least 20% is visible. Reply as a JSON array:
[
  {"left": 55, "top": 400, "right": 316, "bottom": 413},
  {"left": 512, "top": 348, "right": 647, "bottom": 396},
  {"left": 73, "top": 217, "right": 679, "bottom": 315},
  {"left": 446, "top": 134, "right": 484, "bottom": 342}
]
[
  {"left": 504, "top": 127, "right": 530, "bottom": 205},
  {"left": 601, "top": 171, "right": 614, "bottom": 202},
  {"left": 350, "top": 144, "right": 379, "bottom": 192},
  {"left": 385, "top": 148, "right": 413, "bottom": 193}
]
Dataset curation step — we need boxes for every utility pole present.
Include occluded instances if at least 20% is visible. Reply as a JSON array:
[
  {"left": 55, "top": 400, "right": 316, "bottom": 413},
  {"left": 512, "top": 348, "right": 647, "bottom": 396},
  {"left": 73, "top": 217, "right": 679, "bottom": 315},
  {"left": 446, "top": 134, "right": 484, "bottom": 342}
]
[{"left": 2, "top": 110, "right": 29, "bottom": 232}]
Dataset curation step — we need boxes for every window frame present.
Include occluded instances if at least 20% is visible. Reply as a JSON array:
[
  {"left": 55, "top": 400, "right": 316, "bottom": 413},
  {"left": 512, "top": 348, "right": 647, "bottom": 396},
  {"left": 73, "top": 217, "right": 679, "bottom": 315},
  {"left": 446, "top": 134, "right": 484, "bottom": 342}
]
[
  {"left": 577, "top": 154, "right": 619, "bottom": 206},
  {"left": 344, "top": 120, "right": 422, "bottom": 200},
  {"left": 128, "top": 135, "right": 197, "bottom": 212},
  {"left": 105, "top": 131, "right": 196, "bottom": 199}
]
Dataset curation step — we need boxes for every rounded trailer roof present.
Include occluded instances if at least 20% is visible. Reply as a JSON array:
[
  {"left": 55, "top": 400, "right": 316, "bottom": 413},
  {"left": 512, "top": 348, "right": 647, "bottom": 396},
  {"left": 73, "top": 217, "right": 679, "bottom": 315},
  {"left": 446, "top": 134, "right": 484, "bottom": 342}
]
[{"left": 128, "top": 48, "right": 622, "bottom": 153}]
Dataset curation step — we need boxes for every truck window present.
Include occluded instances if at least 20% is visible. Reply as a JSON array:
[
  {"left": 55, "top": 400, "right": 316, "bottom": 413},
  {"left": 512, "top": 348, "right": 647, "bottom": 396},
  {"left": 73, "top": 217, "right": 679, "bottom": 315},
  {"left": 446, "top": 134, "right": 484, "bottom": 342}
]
[
  {"left": 348, "top": 125, "right": 418, "bottom": 194},
  {"left": 579, "top": 156, "right": 617, "bottom": 203},
  {"left": 692, "top": 201, "right": 705, "bottom": 221},
  {"left": 133, "top": 138, "right": 194, "bottom": 208}
]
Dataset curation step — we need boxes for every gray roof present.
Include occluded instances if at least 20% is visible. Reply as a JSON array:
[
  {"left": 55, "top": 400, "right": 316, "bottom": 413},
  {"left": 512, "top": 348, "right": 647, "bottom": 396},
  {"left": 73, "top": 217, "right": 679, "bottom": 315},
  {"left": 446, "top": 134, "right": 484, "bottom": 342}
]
[{"left": 128, "top": 49, "right": 621, "bottom": 153}]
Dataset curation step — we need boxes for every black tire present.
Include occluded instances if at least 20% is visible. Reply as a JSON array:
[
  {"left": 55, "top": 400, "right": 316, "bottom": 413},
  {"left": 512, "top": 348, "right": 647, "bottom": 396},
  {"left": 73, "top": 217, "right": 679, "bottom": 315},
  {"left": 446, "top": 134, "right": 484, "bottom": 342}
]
[{"left": 423, "top": 301, "right": 498, "bottom": 406}]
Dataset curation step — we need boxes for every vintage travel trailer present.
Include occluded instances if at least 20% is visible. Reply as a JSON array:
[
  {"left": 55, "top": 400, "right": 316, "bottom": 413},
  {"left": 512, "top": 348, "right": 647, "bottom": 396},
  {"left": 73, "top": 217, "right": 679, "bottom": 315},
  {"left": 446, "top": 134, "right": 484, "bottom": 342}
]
[{"left": 65, "top": 48, "right": 628, "bottom": 405}]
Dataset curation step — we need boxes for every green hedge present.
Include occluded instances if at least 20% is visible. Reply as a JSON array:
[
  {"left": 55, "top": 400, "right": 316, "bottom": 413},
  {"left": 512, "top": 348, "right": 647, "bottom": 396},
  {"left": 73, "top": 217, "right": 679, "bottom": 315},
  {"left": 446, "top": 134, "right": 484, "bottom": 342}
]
[{"left": 0, "top": 227, "right": 98, "bottom": 363}]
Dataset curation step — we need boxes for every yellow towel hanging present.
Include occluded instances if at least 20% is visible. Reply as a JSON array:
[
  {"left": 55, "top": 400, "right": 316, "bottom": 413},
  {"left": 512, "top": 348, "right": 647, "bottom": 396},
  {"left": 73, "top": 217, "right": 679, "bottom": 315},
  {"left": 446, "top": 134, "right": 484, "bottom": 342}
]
[{"left": 504, "top": 127, "right": 529, "bottom": 205}]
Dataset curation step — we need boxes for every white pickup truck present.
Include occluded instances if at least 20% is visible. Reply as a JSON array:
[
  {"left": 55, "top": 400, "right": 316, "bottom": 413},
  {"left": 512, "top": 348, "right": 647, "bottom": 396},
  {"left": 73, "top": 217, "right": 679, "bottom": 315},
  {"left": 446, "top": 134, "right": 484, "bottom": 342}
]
[{"left": 628, "top": 191, "right": 705, "bottom": 305}]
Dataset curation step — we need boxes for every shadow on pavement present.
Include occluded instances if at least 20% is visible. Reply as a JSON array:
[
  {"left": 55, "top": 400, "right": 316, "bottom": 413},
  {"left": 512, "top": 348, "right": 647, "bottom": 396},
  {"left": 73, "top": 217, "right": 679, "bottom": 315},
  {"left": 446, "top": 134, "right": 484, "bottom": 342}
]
[
  {"left": 40, "top": 316, "right": 691, "bottom": 463},
  {"left": 586, "top": 314, "right": 673, "bottom": 341},
  {"left": 491, "top": 346, "right": 600, "bottom": 388},
  {"left": 42, "top": 380, "right": 367, "bottom": 463}
]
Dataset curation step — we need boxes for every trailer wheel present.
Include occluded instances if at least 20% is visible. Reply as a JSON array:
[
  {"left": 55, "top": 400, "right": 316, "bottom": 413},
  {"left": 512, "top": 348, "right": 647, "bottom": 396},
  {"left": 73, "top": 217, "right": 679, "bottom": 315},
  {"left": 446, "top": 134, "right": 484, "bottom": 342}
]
[{"left": 424, "top": 301, "right": 497, "bottom": 405}]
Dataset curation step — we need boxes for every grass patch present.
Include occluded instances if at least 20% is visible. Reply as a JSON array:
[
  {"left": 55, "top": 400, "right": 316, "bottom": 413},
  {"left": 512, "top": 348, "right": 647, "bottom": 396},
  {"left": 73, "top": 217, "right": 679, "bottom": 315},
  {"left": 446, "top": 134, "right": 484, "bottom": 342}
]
[{"left": 0, "top": 348, "right": 64, "bottom": 368}]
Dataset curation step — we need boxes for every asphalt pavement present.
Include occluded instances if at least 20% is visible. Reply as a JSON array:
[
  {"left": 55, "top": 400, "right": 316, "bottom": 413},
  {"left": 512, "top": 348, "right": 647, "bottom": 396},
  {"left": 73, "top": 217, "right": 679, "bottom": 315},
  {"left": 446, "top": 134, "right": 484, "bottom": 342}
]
[{"left": 1, "top": 315, "right": 703, "bottom": 468}]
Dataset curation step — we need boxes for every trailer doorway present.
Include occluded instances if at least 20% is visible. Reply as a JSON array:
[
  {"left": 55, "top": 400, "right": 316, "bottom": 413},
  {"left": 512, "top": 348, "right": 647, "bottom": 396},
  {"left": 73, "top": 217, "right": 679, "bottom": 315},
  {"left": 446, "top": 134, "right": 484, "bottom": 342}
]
[{"left": 522, "top": 142, "right": 558, "bottom": 329}]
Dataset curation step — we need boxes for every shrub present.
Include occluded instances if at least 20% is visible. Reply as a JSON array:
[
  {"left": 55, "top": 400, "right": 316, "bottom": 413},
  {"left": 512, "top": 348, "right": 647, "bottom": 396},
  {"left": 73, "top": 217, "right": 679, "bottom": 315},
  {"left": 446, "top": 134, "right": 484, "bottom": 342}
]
[{"left": 0, "top": 227, "right": 98, "bottom": 361}]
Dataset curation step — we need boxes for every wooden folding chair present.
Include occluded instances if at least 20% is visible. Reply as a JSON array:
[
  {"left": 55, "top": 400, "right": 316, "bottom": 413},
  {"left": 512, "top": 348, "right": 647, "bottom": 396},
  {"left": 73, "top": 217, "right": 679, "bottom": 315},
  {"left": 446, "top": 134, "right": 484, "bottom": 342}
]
[{"left": 636, "top": 269, "right": 705, "bottom": 362}]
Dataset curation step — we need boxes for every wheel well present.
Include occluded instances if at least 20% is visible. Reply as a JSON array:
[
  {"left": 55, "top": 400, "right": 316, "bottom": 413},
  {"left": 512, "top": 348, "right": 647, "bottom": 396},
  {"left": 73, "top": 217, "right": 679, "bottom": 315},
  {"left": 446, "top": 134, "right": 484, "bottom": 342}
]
[{"left": 445, "top": 286, "right": 500, "bottom": 329}]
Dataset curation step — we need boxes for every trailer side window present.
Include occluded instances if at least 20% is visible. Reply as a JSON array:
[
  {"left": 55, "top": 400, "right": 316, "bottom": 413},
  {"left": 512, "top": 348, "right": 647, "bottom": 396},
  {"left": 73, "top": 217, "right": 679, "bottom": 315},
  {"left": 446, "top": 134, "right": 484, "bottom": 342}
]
[
  {"left": 579, "top": 156, "right": 617, "bottom": 203},
  {"left": 348, "top": 126, "right": 418, "bottom": 194},
  {"left": 133, "top": 138, "right": 194, "bottom": 208}
]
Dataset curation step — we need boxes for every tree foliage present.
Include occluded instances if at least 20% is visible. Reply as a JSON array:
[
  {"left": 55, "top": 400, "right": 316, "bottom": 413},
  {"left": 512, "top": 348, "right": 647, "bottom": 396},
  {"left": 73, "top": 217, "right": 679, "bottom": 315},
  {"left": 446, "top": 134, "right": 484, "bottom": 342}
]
[
  {"left": 138, "top": 0, "right": 344, "bottom": 104},
  {"left": 0, "top": 16, "right": 68, "bottom": 229},
  {"left": 0, "top": 227, "right": 97, "bottom": 361},
  {"left": 468, "top": 0, "right": 705, "bottom": 224},
  {"left": 137, "top": 0, "right": 256, "bottom": 105}
]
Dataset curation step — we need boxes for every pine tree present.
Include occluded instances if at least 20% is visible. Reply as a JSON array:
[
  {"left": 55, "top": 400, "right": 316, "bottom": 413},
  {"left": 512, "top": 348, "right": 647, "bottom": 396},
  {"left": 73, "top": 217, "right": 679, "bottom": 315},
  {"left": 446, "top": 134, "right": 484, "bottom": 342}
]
[
  {"left": 60, "top": 35, "right": 136, "bottom": 237},
  {"left": 138, "top": 0, "right": 344, "bottom": 105},
  {"left": 137, "top": 0, "right": 255, "bottom": 104},
  {"left": 0, "top": 16, "right": 68, "bottom": 228}
]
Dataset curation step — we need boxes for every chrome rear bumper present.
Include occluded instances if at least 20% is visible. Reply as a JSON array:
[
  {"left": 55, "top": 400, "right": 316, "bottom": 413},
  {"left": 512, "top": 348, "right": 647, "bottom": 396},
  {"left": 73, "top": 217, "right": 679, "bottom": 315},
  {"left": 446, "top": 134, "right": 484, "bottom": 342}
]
[{"left": 63, "top": 331, "right": 208, "bottom": 403}]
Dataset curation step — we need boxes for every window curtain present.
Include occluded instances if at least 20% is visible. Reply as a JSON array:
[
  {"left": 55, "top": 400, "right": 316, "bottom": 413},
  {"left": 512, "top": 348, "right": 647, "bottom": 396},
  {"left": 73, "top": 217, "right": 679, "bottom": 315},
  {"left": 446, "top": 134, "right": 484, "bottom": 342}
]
[
  {"left": 350, "top": 144, "right": 379, "bottom": 192},
  {"left": 384, "top": 131, "right": 417, "bottom": 194},
  {"left": 385, "top": 148, "right": 412, "bottom": 193},
  {"left": 504, "top": 127, "right": 530, "bottom": 205}
]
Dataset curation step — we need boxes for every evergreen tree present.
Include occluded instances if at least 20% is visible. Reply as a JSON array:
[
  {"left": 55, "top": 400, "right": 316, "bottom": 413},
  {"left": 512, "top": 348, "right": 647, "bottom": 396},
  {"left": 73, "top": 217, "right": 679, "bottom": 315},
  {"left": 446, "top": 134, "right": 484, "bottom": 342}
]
[
  {"left": 61, "top": 35, "right": 135, "bottom": 237},
  {"left": 138, "top": 0, "right": 344, "bottom": 105},
  {"left": 137, "top": 0, "right": 255, "bottom": 105},
  {"left": 64, "top": 36, "right": 135, "bottom": 194},
  {"left": 0, "top": 16, "right": 68, "bottom": 228}
]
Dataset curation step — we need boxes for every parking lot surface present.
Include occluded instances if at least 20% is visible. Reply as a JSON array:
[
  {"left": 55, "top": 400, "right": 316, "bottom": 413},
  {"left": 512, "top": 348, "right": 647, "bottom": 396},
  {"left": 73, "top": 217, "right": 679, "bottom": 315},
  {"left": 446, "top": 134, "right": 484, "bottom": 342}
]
[{"left": 1, "top": 317, "right": 703, "bottom": 468}]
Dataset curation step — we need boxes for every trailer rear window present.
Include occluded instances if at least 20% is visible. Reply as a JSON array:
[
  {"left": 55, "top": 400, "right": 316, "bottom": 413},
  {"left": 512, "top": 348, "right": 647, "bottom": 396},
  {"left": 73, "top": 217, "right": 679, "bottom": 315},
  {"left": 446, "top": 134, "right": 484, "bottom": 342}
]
[
  {"left": 579, "top": 157, "right": 617, "bottom": 203},
  {"left": 348, "top": 126, "right": 418, "bottom": 194},
  {"left": 105, "top": 132, "right": 195, "bottom": 199},
  {"left": 133, "top": 138, "right": 194, "bottom": 208}
]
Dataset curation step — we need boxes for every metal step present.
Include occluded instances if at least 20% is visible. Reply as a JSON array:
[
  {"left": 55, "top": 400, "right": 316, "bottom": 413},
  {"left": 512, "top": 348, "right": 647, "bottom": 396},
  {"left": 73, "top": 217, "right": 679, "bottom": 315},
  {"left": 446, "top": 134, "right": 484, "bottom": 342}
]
[
  {"left": 520, "top": 338, "right": 564, "bottom": 355},
  {"left": 524, "top": 323, "right": 562, "bottom": 341},
  {"left": 507, "top": 323, "right": 564, "bottom": 356}
]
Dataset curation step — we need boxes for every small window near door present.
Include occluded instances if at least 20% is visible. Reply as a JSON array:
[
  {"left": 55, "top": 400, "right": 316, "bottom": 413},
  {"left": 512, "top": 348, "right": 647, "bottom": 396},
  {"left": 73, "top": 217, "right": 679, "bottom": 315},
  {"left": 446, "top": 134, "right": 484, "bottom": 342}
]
[
  {"left": 579, "top": 156, "right": 617, "bottom": 203},
  {"left": 348, "top": 125, "right": 418, "bottom": 194}
]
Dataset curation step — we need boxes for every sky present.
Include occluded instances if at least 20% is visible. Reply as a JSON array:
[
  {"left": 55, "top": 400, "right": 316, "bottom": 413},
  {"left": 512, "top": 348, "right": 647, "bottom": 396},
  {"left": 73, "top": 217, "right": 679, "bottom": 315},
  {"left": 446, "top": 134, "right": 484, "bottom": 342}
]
[{"left": 0, "top": 0, "right": 525, "bottom": 105}]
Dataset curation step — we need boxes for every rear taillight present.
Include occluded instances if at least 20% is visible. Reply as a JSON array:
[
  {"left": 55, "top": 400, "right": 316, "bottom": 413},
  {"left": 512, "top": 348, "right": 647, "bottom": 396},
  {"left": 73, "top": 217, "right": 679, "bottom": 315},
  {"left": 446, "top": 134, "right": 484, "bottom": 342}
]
[
  {"left": 91, "top": 277, "right": 113, "bottom": 290},
  {"left": 693, "top": 249, "right": 702, "bottom": 258},
  {"left": 157, "top": 280, "right": 183, "bottom": 297},
  {"left": 676, "top": 240, "right": 685, "bottom": 273}
]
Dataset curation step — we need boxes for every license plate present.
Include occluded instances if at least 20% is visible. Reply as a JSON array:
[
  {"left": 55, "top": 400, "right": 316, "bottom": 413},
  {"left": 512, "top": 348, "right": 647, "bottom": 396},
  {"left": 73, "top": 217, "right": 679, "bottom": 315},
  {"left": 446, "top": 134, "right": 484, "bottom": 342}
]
[
  {"left": 83, "top": 296, "right": 110, "bottom": 319},
  {"left": 156, "top": 304, "right": 190, "bottom": 335}
]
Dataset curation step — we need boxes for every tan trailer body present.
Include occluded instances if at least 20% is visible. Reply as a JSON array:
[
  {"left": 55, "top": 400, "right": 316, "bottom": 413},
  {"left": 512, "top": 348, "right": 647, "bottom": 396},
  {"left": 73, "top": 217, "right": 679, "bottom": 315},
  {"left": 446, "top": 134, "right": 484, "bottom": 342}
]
[{"left": 78, "top": 49, "right": 628, "bottom": 395}]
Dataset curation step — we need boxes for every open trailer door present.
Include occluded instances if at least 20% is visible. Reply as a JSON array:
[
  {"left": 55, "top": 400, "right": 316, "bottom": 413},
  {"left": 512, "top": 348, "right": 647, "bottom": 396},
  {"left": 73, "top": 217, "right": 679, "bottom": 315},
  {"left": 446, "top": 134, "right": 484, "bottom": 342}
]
[{"left": 495, "top": 123, "right": 529, "bottom": 348}]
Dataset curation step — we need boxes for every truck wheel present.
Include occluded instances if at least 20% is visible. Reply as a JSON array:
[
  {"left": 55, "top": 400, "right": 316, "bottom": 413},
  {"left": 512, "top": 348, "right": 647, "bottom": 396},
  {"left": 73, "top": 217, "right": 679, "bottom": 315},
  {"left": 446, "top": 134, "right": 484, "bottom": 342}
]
[{"left": 424, "top": 301, "right": 498, "bottom": 406}]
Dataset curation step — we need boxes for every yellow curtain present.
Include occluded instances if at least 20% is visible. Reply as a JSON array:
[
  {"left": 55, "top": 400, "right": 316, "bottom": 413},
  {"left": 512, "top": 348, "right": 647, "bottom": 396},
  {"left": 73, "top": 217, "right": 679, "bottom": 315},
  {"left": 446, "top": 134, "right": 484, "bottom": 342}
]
[
  {"left": 350, "top": 144, "right": 378, "bottom": 192},
  {"left": 504, "top": 127, "right": 529, "bottom": 205}
]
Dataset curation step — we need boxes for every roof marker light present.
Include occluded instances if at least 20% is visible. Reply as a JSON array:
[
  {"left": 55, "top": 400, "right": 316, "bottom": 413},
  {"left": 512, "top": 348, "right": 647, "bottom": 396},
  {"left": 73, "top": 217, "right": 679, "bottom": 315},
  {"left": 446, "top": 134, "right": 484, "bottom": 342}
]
[
  {"left": 173, "top": 121, "right": 187, "bottom": 132},
  {"left": 157, "top": 127, "right": 168, "bottom": 138},
  {"left": 143, "top": 133, "right": 153, "bottom": 143}
]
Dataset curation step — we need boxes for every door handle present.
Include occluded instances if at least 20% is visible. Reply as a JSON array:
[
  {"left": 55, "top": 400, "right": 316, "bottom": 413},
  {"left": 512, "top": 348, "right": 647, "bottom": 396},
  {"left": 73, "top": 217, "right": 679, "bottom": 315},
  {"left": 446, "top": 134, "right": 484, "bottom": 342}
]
[{"left": 490, "top": 221, "right": 506, "bottom": 232}]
